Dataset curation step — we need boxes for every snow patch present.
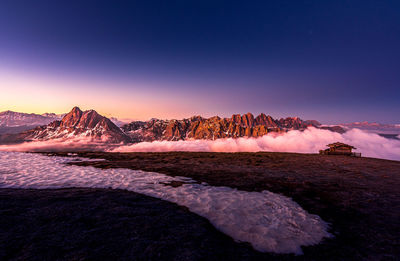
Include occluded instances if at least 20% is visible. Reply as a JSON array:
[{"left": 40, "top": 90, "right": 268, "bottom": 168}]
[{"left": 0, "top": 151, "right": 331, "bottom": 254}]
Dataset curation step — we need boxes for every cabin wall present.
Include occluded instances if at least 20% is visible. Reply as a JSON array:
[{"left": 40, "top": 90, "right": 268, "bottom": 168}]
[
  {"left": 330, "top": 146, "right": 352, "bottom": 153},
  {"left": 320, "top": 144, "right": 360, "bottom": 157}
]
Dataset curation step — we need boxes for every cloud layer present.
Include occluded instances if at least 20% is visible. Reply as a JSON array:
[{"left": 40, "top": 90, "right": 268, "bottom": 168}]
[
  {"left": 0, "top": 137, "right": 114, "bottom": 152},
  {"left": 0, "top": 128, "right": 399, "bottom": 161},
  {"left": 112, "top": 128, "right": 400, "bottom": 161}
]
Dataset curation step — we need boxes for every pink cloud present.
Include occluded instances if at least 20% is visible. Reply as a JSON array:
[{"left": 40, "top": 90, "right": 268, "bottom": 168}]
[
  {"left": 0, "top": 128, "right": 399, "bottom": 161},
  {"left": 112, "top": 128, "right": 400, "bottom": 161},
  {"left": 0, "top": 137, "right": 114, "bottom": 152}
]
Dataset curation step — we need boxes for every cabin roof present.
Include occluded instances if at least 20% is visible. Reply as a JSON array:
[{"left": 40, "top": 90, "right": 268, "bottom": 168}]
[{"left": 327, "top": 142, "right": 356, "bottom": 149}]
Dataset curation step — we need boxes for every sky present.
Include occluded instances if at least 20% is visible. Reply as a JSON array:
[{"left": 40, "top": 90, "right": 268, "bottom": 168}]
[{"left": 0, "top": 0, "right": 399, "bottom": 123}]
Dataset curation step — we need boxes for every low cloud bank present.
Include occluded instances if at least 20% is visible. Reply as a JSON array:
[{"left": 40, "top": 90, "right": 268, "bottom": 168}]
[
  {"left": 0, "top": 128, "right": 399, "bottom": 161},
  {"left": 112, "top": 128, "right": 400, "bottom": 161},
  {"left": 0, "top": 137, "right": 117, "bottom": 152}
]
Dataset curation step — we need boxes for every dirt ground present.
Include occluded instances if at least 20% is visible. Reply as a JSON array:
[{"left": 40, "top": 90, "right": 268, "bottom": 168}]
[{"left": 2, "top": 152, "right": 400, "bottom": 260}]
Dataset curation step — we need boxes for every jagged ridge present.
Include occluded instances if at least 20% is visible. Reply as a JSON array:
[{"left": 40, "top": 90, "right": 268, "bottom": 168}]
[
  {"left": 0, "top": 107, "right": 345, "bottom": 145},
  {"left": 121, "top": 113, "right": 328, "bottom": 142}
]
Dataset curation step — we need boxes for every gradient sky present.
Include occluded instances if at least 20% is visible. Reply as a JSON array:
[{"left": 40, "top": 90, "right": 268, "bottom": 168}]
[{"left": 0, "top": 0, "right": 399, "bottom": 123}]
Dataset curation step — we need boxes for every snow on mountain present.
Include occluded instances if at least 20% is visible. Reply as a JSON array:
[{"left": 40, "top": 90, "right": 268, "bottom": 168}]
[
  {"left": 110, "top": 117, "right": 128, "bottom": 127},
  {"left": 19, "top": 107, "right": 131, "bottom": 143},
  {"left": 340, "top": 121, "right": 400, "bottom": 134},
  {"left": 0, "top": 107, "right": 344, "bottom": 144},
  {"left": 0, "top": 110, "right": 62, "bottom": 127}
]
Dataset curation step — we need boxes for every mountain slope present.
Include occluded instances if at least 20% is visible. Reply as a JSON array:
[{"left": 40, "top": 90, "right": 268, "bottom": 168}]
[
  {"left": 0, "top": 108, "right": 345, "bottom": 145},
  {"left": 0, "top": 111, "right": 63, "bottom": 134},
  {"left": 0, "top": 111, "right": 60, "bottom": 127},
  {"left": 17, "top": 107, "right": 131, "bottom": 143}
]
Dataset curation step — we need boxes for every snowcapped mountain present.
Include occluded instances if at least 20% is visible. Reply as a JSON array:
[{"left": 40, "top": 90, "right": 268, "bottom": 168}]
[
  {"left": 7, "top": 107, "right": 131, "bottom": 144},
  {"left": 109, "top": 117, "right": 128, "bottom": 127},
  {"left": 0, "top": 111, "right": 62, "bottom": 128},
  {"left": 0, "top": 111, "right": 65, "bottom": 135},
  {"left": 0, "top": 107, "right": 345, "bottom": 145},
  {"left": 340, "top": 121, "right": 400, "bottom": 134}
]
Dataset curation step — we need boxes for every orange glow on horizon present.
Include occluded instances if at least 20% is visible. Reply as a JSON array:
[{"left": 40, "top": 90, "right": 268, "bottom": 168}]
[{"left": 0, "top": 67, "right": 212, "bottom": 121}]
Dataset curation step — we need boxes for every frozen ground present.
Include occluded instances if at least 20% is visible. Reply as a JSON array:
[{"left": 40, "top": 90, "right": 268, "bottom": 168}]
[{"left": 0, "top": 151, "right": 330, "bottom": 254}]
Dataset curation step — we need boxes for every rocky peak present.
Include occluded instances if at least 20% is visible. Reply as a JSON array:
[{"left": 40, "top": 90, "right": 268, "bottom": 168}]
[
  {"left": 255, "top": 113, "right": 277, "bottom": 127},
  {"left": 0, "top": 110, "right": 13, "bottom": 116},
  {"left": 77, "top": 110, "right": 104, "bottom": 129},
  {"left": 61, "top": 107, "right": 83, "bottom": 127},
  {"left": 241, "top": 113, "right": 254, "bottom": 127},
  {"left": 304, "top": 120, "right": 321, "bottom": 127},
  {"left": 231, "top": 114, "right": 242, "bottom": 124},
  {"left": 59, "top": 107, "right": 122, "bottom": 132},
  {"left": 15, "top": 107, "right": 132, "bottom": 143},
  {"left": 71, "top": 106, "right": 83, "bottom": 114},
  {"left": 208, "top": 116, "right": 221, "bottom": 122}
]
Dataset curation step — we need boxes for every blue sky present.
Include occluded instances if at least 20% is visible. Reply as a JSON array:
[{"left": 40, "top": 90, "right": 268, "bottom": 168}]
[{"left": 0, "top": 0, "right": 399, "bottom": 123}]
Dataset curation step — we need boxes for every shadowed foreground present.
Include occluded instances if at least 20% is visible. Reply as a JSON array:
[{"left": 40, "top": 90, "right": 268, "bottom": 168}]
[
  {"left": 1, "top": 152, "right": 400, "bottom": 260},
  {"left": 0, "top": 188, "right": 277, "bottom": 261},
  {"left": 60, "top": 152, "right": 400, "bottom": 260}
]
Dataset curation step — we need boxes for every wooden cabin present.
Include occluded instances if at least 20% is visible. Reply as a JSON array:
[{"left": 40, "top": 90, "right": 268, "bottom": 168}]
[{"left": 319, "top": 142, "right": 361, "bottom": 157}]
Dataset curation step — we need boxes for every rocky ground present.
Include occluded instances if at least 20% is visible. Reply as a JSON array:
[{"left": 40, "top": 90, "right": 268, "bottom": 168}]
[
  {"left": 0, "top": 188, "right": 273, "bottom": 261},
  {"left": 1, "top": 152, "right": 400, "bottom": 260}
]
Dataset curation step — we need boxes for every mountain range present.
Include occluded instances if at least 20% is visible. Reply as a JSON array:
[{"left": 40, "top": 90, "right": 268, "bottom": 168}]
[
  {"left": 340, "top": 122, "right": 400, "bottom": 134},
  {"left": 122, "top": 114, "right": 326, "bottom": 142},
  {"left": 0, "top": 107, "right": 349, "bottom": 144},
  {"left": 0, "top": 110, "right": 63, "bottom": 127},
  {"left": 0, "top": 111, "right": 64, "bottom": 135}
]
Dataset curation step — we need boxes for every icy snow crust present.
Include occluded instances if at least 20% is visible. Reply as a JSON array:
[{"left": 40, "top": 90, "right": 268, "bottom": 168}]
[{"left": 0, "top": 152, "right": 330, "bottom": 254}]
